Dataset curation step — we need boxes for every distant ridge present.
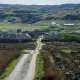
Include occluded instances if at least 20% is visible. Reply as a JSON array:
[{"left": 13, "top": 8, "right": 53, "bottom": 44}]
[
  {"left": 0, "top": 3, "right": 80, "bottom": 10},
  {"left": 0, "top": 3, "right": 80, "bottom": 24}
]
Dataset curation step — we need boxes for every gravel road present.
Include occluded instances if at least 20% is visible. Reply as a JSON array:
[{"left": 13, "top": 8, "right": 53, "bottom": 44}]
[
  {"left": 5, "top": 36, "right": 43, "bottom": 80},
  {"left": 5, "top": 54, "right": 31, "bottom": 80},
  {"left": 23, "top": 36, "right": 43, "bottom": 80}
]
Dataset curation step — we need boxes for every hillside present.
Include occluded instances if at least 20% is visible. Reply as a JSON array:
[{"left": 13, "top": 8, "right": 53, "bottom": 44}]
[
  {"left": 0, "top": 7, "right": 80, "bottom": 24},
  {"left": 0, "top": 4, "right": 80, "bottom": 10}
]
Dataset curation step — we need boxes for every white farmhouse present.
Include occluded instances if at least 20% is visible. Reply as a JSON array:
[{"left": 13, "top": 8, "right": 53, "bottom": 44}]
[{"left": 49, "top": 22, "right": 59, "bottom": 28}]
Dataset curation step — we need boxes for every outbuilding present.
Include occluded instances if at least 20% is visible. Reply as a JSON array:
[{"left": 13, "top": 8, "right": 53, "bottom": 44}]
[
  {"left": 63, "top": 24, "right": 74, "bottom": 27},
  {"left": 49, "top": 22, "right": 59, "bottom": 28},
  {"left": 0, "top": 32, "right": 32, "bottom": 43},
  {"left": 44, "top": 30, "right": 58, "bottom": 39}
]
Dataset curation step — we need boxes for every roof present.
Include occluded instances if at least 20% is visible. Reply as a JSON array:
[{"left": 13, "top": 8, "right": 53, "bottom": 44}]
[
  {"left": 63, "top": 24, "right": 74, "bottom": 26},
  {"left": 0, "top": 32, "right": 31, "bottom": 40},
  {"left": 50, "top": 22, "right": 57, "bottom": 25},
  {"left": 45, "top": 31, "right": 58, "bottom": 35},
  {"left": 50, "top": 22, "right": 59, "bottom": 27}
]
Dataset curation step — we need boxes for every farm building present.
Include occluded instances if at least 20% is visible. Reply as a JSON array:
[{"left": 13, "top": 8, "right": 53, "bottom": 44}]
[
  {"left": 63, "top": 24, "right": 74, "bottom": 27},
  {"left": 44, "top": 30, "right": 58, "bottom": 35},
  {"left": 0, "top": 32, "right": 32, "bottom": 43},
  {"left": 44, "top": 30, "right": 58, "bottom": 39},
  {"left": 49, "top": 22, "right": 59, "bottom": 28}
]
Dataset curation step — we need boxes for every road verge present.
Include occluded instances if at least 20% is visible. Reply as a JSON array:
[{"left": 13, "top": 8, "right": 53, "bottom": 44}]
[{"left": 0, "top": 54, "right": 23, "bottom": 80}]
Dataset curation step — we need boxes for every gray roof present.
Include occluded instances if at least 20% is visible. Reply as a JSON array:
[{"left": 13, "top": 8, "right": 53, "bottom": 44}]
[
  {"left": 63, "top": 24, "right": 74, "bottom": 26},
  {"left": 45, "top": 31, "right": 58, "bottom": 35},
  {"left": 0, "top": 32, "right": 31, "bottom": 40}
]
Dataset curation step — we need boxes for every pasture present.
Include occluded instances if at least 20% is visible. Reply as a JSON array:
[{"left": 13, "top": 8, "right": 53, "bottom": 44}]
[{"left": 0, "top": 23, "right": 48, "bottom": 31}]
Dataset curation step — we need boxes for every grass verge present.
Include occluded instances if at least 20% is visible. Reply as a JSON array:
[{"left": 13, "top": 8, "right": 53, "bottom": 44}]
[
  {"left": 49, "top": 54, "right": 54, "bottom": 64},
  {"left": 34, "top": 54, "right": 44, "bottom": 80},
  {"left": 0, "top": 54, "right": 23, "bottom": 80}
]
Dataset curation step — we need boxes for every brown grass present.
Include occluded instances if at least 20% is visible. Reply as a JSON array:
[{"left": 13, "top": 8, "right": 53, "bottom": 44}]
[
  {"left": 42, "top": 51, "right": 61, "bottom": 80},
  {"left": 0, "top": 43, "right": 35, "bottom": 74}
]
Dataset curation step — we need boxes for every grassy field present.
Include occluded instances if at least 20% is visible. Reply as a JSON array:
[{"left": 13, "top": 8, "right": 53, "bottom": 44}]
[
  {"left": 0, "top": 23, "right": 49, "bottom": 31},
  {"left": 0, "top": 22, "right": 79, "bottom": 33},
  {"left": 62, "top": 49, "right": 77, "bottom": 53}
]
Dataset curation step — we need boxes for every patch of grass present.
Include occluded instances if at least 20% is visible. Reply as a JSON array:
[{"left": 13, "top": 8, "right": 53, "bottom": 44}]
[
  {"left": 25, "top": 42, "right": 37, "bottom": 50},
  {"left": 49, "top": 54, "right": 54, "bottom": 64},
  {"left": 62, "top": 49, "right": 77, "bottom": 53},
  {"left": 0, "top": 23, "right": 48, "bottom": 31},
  {"left": 62, "top": 49, "right": 72, "bottom": 53},
  {"left": 58, "top": 53, "right": 64, "bottom": 60},
  {"left": 75, "top": 30, "right": 80, "bottom": 33},
  {"left": 35, "top": 54, "right": 44, "bottom": 80},
  {"left": 0, "top": 54, "right": 23, "bottom": 80}
]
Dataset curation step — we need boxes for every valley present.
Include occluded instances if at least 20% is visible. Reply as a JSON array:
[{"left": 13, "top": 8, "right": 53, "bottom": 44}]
[{"left": 0, "top": 3, "right": 80, "bottom": 80}]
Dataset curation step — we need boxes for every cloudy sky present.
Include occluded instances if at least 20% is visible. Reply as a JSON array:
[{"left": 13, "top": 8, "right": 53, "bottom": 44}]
[{"left": 0, "top": 0, "right": 80, "bottom": 5}]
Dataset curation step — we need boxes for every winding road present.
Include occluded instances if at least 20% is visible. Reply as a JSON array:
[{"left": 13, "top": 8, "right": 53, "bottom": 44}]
[{"left": 5, "top": 36, "right": 43, "bottom": 80}]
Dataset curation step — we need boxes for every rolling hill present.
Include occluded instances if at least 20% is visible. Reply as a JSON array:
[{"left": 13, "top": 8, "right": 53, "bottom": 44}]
[
  {"left": 0, "top": 4, "right": 80, "bottom": 10},
  {"left": 0, "top": 4, "right": 80, "bottom": 24}
]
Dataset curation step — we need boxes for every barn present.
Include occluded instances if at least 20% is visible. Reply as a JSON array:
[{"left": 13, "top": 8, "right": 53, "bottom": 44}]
[
  {"left": 49, "top": 22, "right": 59, "bottom": 28},
  {"left": 63, "top": 24, "right": 74, "bottom": 27},
  {"left": 44, "top": 30, "right": 58, "bottom": 39},
  {"left": 0, "top": 32, "right": 32, "bottom": 43}
]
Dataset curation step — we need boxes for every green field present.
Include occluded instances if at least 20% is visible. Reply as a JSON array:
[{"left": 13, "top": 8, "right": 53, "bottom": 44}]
[
  {"left": 0, "top": 22, "right": 80, "bottom": 33},
  {"left": 0, "top": 23, "right": 49, "bottom": 31}
]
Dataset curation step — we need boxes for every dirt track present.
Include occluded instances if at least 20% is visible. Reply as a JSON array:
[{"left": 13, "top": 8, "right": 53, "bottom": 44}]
[{"left": 5, "top": 36, "right": 43, "bottom": 80}]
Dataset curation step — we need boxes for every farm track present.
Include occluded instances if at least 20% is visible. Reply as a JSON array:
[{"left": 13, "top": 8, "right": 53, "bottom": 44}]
[
  {"left": 5, "top": 36, "right": 43, "bottom": 80},
  {"left": 4, "top": 53, "right": 32, "bottom": 80}
]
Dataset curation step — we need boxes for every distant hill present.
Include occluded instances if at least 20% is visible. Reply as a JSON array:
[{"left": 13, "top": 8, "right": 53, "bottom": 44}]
[
  {"left": 0, "top": 4, "right": 80, "bottom": 24},
  {"left": 0, "top": 4, "right": 80, "bottom": 10}
]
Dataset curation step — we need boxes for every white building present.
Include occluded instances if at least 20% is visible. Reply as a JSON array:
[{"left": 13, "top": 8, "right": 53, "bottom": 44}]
[
  {"left": 63, "top": 24, "right": 74, "bottom": 27},
  {"left": 49, "top": 22, "right": 59, "bottom": 28}
]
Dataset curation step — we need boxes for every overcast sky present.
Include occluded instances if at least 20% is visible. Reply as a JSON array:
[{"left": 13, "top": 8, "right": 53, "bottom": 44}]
[{"left": 0, "top": 0, "right": 80, "bottom": 5}]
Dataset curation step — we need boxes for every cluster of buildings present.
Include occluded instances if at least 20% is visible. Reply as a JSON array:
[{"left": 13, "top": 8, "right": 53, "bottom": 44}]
[
  {"left": 49, "top": 22, "right": 74, "bottom": 28},
  {"left": 44, "top": 21, "right": 75, "bottom": 38},
  {"left": 0, "top": 22, "right": 75, "bottom": 43}
]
